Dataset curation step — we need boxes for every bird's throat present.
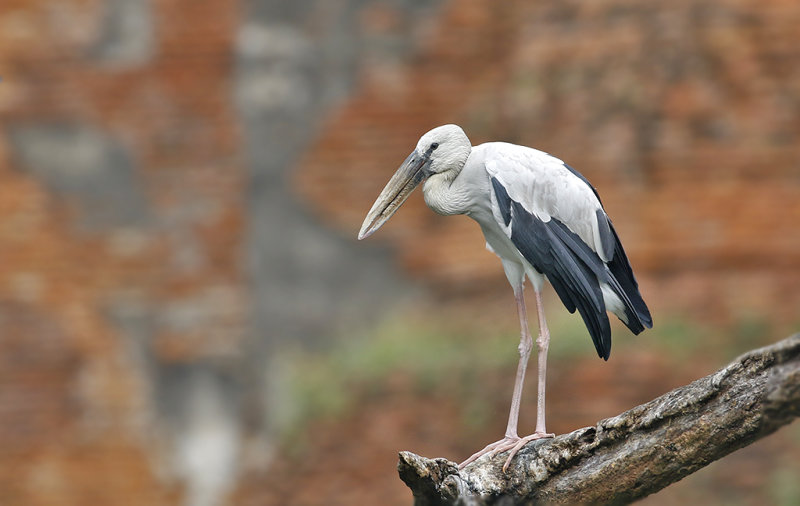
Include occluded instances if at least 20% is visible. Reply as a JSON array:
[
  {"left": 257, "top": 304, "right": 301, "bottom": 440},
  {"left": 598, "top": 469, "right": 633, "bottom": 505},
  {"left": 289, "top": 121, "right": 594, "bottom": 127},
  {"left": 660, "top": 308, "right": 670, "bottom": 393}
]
[{"left": 422, "top": 171, "right": 469, "bottom": 216}]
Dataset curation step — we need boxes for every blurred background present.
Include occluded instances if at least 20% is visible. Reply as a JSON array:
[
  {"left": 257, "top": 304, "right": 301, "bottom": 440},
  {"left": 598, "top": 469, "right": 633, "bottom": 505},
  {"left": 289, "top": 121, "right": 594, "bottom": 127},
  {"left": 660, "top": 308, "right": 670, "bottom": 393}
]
[{"left": 0, "top": 0, "right": 799, "bottom": 505}]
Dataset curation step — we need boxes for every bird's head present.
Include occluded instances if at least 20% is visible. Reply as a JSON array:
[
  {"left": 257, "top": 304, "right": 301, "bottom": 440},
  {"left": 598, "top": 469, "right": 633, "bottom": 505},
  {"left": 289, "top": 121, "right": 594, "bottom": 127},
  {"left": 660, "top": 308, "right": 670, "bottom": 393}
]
[{"left": 358, "top": 124, "right": 471, "bottom": 240}]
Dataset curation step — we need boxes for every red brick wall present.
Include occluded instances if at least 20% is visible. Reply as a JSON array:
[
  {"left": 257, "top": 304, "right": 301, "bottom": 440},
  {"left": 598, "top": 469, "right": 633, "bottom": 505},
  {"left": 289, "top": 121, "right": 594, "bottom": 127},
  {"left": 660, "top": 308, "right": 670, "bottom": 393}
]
[{"left": 0, "top": 0, "right": 241, "bottom": 502}]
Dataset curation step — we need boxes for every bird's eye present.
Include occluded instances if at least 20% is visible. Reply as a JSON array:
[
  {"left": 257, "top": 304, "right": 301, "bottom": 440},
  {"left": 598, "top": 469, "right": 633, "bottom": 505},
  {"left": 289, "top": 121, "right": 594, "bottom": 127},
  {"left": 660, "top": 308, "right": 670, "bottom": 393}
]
[{"left": 431, "top": 142, "right": 439, "bottom": 150}]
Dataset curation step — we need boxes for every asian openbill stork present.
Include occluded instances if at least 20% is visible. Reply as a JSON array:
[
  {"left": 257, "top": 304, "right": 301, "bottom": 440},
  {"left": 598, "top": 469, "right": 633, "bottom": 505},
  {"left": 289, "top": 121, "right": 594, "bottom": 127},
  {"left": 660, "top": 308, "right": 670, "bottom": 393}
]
[{"left": 358, "top": 125, "right": 652, "bottom": 471}]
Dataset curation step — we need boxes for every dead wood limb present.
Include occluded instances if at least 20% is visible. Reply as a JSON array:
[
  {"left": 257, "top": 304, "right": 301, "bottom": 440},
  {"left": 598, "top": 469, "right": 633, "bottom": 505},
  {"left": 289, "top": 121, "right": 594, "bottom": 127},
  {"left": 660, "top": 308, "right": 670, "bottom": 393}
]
[{"left": 398, "top": 334, "right": 800, "bottom": 505}]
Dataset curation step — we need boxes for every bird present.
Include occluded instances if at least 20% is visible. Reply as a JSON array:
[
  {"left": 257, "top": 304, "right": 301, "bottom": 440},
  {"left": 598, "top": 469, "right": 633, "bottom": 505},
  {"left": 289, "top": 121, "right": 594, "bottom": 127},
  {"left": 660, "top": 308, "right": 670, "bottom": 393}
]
[{"left": 358, "top": 124, "right": 652, "bottom": 471}]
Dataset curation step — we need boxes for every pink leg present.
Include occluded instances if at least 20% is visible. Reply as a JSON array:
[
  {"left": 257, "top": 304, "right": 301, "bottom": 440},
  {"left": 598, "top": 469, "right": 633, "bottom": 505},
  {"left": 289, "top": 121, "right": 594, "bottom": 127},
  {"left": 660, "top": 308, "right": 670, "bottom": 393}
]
[
  {"left": 504, "top": 289, "right": 533, "bottom": 438},
  {"left": 459, "top": 288, "right": 554, "bottom": 472},
  {"left": 533, "top": 289, "right": 550, "bottom": 435}
]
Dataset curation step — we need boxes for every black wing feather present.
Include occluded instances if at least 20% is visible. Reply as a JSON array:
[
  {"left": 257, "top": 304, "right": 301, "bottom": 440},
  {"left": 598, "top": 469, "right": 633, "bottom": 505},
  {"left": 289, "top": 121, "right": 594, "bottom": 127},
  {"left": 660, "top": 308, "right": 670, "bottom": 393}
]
[
  {"left": 508, "top": 199, "right": 612, "bottom": 359},
  {"left": 491, "top": 177, "right": 512, "bottom": 226},
  {"left": 490, "top": 175, "right": 651, "bottom": 360}
]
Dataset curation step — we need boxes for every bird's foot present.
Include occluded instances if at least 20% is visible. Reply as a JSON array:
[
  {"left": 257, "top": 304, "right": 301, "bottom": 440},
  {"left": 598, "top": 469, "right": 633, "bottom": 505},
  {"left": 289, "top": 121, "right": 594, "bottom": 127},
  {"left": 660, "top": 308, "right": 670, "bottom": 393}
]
[{"left": 458, "top": 431, "right": 554, "bottom": 472}]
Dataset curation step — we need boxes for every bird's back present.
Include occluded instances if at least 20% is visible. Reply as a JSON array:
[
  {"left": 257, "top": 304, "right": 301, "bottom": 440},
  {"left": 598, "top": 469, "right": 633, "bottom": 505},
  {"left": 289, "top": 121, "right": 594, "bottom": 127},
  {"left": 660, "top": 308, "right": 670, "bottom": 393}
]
[{"left": 471, "top": 142, "right": 652, "bottom": 359}]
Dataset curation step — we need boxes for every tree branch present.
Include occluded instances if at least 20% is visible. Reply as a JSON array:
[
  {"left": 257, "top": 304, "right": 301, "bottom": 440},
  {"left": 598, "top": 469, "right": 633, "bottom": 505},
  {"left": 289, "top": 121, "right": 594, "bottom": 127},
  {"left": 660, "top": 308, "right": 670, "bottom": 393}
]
[{"left": 398, "top": 334, "right": 800, "bottom": 505}]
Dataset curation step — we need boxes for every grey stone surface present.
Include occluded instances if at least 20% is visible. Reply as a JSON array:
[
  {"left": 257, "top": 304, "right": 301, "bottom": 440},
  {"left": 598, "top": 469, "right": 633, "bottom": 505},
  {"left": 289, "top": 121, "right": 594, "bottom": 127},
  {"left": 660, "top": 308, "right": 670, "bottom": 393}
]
[
  {"left": 88, "top": 0, "right": 154, "bottom": 65},
  {"left": 235, "top": 0, "right": 441, "bottom": 352},
  {"left": 156, "top": 362, "right": 243, "bottom": 506},
  {"left": 232, "top": 0, "right": 446, "bottom": 453},
  {"left": 8, "top": 124, "right": 149, "bottom": 230},
  {"left": 107, "top": 296, "right": 245, "bottom": 506}
]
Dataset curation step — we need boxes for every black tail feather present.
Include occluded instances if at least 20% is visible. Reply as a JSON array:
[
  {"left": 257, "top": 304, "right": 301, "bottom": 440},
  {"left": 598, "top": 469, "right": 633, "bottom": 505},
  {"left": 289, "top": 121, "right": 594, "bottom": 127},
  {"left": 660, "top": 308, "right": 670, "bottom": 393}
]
[{"left": 606, "top": 221, "right": 652, "bottom": 332}]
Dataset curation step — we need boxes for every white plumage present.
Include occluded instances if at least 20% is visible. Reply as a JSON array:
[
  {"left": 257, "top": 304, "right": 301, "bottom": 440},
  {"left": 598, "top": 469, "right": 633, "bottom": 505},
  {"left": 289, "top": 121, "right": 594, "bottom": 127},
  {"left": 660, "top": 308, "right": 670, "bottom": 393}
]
[{"left": 359, "top": 124, "right": 652, "bottom": 471}]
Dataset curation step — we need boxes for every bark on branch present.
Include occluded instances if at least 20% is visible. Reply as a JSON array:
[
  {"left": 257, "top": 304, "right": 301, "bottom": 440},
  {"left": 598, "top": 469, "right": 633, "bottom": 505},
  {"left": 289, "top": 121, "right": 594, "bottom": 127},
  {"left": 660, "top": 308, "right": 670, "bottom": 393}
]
[{"left": 398, "top": 334, "right": 800, "bottom": 505}]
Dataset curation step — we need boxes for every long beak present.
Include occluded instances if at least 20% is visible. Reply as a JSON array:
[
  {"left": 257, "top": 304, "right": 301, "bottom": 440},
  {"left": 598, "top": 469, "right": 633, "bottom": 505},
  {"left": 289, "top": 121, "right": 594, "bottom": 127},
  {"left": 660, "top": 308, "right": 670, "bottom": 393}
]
[{"left": 358, "top": 150, "right": 429, "bottom": 240}]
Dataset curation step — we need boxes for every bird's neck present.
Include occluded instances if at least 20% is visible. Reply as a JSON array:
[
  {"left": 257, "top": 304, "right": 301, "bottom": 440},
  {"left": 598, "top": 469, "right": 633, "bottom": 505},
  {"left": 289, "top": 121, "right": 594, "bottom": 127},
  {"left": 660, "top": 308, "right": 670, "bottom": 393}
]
[{"left": 422, "top": 168, "right": 472, "bottom": 216}]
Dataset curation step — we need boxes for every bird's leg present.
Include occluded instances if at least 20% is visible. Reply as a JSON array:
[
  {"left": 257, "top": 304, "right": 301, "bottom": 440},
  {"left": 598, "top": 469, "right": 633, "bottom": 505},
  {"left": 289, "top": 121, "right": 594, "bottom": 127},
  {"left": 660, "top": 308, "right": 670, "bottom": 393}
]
[
  {"left": 533, "top": 289, "right": 552, "bottom": 435},
  {"left": 459, "top": 289, "right": 554, "bottom": 472},
  {"left": 504, "top": 288, "right": 533, "bottom": 439},
  {"left": 497, "top": 290, "right": 555, "bottom": 471},
  {"left": 459, "top": 289, "right": 534, "bottom": 470},
  {"left": 498, "top": 290, "right": 556, "bottom": 467}
]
